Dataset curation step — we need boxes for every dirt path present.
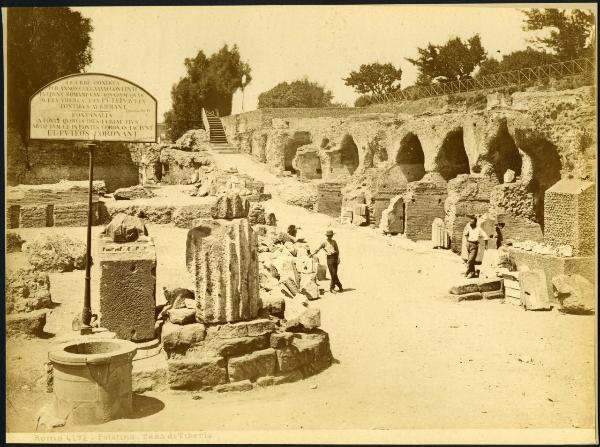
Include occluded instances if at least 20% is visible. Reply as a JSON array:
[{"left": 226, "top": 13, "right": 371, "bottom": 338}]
[{"left": 6, "top": 152, "right": 596, "bottom": 436}]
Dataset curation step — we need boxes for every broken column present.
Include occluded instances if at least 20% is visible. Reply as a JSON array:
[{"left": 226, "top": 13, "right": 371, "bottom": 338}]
[
  {"left": 98, "top": 215, "right": 157, "bottom": 342},
  {"left": 379, "top": 195, "right": 404, "bottom": 235},
  {"left": 186, "top": 218, "right": 259, "bottom": 323}
]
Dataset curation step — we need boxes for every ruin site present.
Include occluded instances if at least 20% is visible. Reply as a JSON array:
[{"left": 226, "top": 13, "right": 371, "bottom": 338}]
[{"left": 3, "top": 4, "right": 598, "bottom": 444}]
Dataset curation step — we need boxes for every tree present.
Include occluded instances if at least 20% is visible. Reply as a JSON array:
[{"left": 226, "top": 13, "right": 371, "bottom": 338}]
[
  {"left": 406, "top": 34, "right": 487, "bottom": 84},
  {"left": 257, "top": 79, "right": 334, "bottom": 108},
  {"left": 522, "top": 8, "right": 595, "bottom": 60},
  {"left": 343, "top": 63, "right": 402, "bottom": 96},
  {"left": 477, "top": 47, "right": 558, "bottom": 77},
  {"left": 6, "top": 7, "right": 93, "bottom": 143},
  {"left": 165, "top": 44, "right": 251, "bottom": 141},
  {"left": 354, "top": 95, "right": 373, "bottom": 107}
]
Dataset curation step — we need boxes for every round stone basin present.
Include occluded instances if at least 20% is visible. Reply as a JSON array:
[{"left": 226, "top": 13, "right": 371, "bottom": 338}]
[{"left": 48, "top": 339, "right": 137, "bottom": 425}]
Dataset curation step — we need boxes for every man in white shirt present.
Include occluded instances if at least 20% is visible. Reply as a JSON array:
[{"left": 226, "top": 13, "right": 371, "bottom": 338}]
[
  {"left": 311, "top": 230, "right": 343, "bottom": 293},
  {"left": 463, "top": 216, "right": 489, "bottom": 278}
]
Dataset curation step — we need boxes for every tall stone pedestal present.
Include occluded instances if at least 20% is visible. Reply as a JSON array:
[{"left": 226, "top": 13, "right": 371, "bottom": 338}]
[
  {"left": 98, "top": 236, "right": 157, "bottom": 342},
  {"left": 186, "top": 218, "right": 259, "bottom": 324}
]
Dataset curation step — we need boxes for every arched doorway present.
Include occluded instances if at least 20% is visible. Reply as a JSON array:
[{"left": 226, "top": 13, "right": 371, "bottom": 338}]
[
  {"left": 434, "top": 129, "right": 470, "bottom": 181},
  {"left": 520, "top": 136, "right": 562, "bottom": 230},
  {"left": 396, "top": 132, "right": 425, "bottom": 182}
]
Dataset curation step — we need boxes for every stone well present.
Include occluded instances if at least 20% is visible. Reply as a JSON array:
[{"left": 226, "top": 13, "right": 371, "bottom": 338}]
[{"left": 47, "top": 339, "right": 137, "bottom": 425}]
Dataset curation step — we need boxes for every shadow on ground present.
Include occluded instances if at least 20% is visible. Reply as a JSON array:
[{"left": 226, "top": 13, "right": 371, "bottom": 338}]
[{"left": 128, "top": 394, "right": 165, "bottom": 419}]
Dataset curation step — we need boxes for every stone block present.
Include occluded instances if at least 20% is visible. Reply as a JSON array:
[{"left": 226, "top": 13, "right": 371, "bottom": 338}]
[
  {"left": 291, "top": 331, "right": 332, "bottom": 377},
  {"left": 299, "top": 273, "right": 320, "bottom": 300},
  {"left": 228, "top": 348, "right": 277, "bottom": 382},
  {"left": 167, "top": 356, "right": 228, "bottom": 389},
  {"left": 482, "top": 290, "right": 504, "bottom": 300},
  {"left": 161, "top": 322, "right": 206, "bottom": 357},
  {"left": 7, "top": 205, "right": 20, "bottom": 229},
  {"left": 449, "top": 280, "right": 479, "bottom": 295},
  {"left": 201, "top": 334, "right": 270, "bottom": 358},
  {"left": 552, "top": 274, "right": 595, "bottom": 315},
  {"left": 215, "top": 380, "right": 253, "bottom": 392},
  {"left": 447, "top": 292, "right": 483, "bottom": 302},
  {"left": 351, "top": 203, "right": 369, "bottom": 226},
  {"left": 205, "top": 318, "right": 277, "bottom": 339},
  {"left": 99, "top": 236, "right": 157, "bottom": 341},
  {"left": 276, "top": 346, "right": 301, "bottom": 373},
  {"left": 269, "top": 331, "right": 296, "bottom": 349},
  {"left": 6, "top": 309, "right": 47, "bottom": 338},
  {"left": 53, "top": 202, "right": 100, "bottom": 227},
  {"left": 167, "top": 308, "right": 196, "bottom": 325},
  {"left": 477, "top": 278, "right": 502, "bottom": 293},
  {"left": 6, "top": 268, "right": 52, "bottom": 314},
  {"left": 273, "top": 369, "right": 304, "bottom": 384},
  {"left": 316, "top": 264, "right": 327, "bottom": 281},
  {"left": 19, "top": 204, "right": 53, "bottom": 228},
  {"left": 519, "top": 270, "right": 552, "bottom": 311},
  {"left": 379, "top": 196, "right": 404, "bottom": 234},
  {"left": 260, "top": 292, "right": 285, "bottom": 318},
  {"left": 187, "top": 219, "right": 259, "bottom": 324},
  {"left": 294, "top": 257, "right": 315, "bottom": 274}
]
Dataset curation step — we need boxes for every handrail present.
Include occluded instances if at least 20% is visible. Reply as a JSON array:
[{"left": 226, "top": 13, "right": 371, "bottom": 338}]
[{"left": 368, "top": 57, "right": 595, "bottom": 105}]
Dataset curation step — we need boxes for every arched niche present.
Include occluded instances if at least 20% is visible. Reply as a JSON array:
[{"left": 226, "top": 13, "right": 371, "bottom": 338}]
[
  {"left": 434, "top": 129, "right": 470, "bottom": 181},
  {"left": 340, "top": 134, "right": 359, "bottom": 174},
  {"left": 489, "top": 122, "right": 522, "bottom": 182},
  {"left": 396, "top": 132, "right": 425, "bottom": 182},
  {"left": 283, "top": 131, "right": 311, "bottom": 172}
]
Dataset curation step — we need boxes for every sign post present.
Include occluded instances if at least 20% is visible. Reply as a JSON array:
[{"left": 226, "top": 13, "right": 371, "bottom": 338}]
[{"left": 30, "top": 73, "right": 157, "bottom": 334}]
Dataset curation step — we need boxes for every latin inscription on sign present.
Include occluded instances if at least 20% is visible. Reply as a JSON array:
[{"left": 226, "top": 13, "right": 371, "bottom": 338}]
[{"left": 30, "top": 74, "right": 156, "bottom": 142}]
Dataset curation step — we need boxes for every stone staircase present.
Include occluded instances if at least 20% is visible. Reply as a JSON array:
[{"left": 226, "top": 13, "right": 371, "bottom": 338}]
[{"left": 204, "top": 110, "right": 238, "bottom": 154}]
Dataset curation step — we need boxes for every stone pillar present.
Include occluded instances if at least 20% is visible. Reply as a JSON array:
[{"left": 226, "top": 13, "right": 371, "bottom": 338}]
[
  {"left": 98, "top": 235, "right": 157, "bottom": 341},
  {"left": 186, "top": 218, "right": 259, "bottom": 324}
]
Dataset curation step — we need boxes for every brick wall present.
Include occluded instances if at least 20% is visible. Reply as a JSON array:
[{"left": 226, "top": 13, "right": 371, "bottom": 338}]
[
  {"left": 403, "top": 181, "right": 447, "bottom": 241},
  {"left": 315, "top": 182, "right": 344, "bottom": 217}
]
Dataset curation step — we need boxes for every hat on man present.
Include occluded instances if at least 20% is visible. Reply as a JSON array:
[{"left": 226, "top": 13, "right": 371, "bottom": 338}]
[{"left": 325, "top": 230, "right": 334, "bottom": 236}]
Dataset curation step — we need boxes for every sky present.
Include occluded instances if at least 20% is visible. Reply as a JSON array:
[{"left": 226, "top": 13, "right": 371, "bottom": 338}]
[{"left": 72, "top": 4, "right": 595, "bottom": 119}]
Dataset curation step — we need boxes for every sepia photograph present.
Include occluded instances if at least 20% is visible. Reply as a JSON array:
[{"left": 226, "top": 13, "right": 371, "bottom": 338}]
[{"left": 2, "top": 2, "right": 598, "bottom": 444}]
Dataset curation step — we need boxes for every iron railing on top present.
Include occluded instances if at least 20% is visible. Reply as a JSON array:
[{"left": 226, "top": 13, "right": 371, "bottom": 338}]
[{"left": 368, "top": 57, "right": 596, "bottom": 105}]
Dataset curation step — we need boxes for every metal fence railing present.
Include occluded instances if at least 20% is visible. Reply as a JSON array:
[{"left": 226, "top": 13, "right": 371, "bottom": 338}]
[{"left": 368, "top": 57, "right": 595, "bottom": 105}]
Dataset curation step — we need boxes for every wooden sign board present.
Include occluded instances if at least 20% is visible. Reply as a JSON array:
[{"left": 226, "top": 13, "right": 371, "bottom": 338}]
[{"left": 30, "top": 73, "right": 157, "bottom": 143}]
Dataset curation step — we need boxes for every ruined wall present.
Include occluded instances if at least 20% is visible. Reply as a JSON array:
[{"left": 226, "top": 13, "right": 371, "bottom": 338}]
[
  {"left": 6, "top": 128, "right": 139, "bottom": 192},
  {"left": 403, "top": 173, "right": 447, "bottom": 241},
  {"left": 222, "top": 86, "right": 596, "bottom": 236}
]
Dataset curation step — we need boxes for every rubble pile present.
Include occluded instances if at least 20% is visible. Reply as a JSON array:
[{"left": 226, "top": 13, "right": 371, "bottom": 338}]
[
  {"left": 22, "top": 233, "right": 86, "bottom": 272},
  {"left": 5, "top": 268, "right": 53, "bottom": 338}
]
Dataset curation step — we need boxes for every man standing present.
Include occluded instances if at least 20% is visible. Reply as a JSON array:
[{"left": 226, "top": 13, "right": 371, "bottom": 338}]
[
  {"left": 311, "top": 230, "right": 343, "bottom": 293},
  {"left": 463, "top": 216, "right": 489, "bottom": 278}
]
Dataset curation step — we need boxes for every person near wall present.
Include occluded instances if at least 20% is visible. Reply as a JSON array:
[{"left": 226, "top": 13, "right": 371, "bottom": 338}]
[
  {"left": 463, "top": 216, "right": 489, "bottom": 278},
  {"left": 310, "top": 230, "right": 343, "bottom": 293}
]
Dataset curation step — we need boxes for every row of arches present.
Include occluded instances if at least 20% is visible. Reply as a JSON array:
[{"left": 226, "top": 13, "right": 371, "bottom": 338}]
[
  {"left": 283, "top": 132, "right": 360, "bottom": 178},
  {"left": 392, "top": 125, "right": 561, "bottom": 229}
]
